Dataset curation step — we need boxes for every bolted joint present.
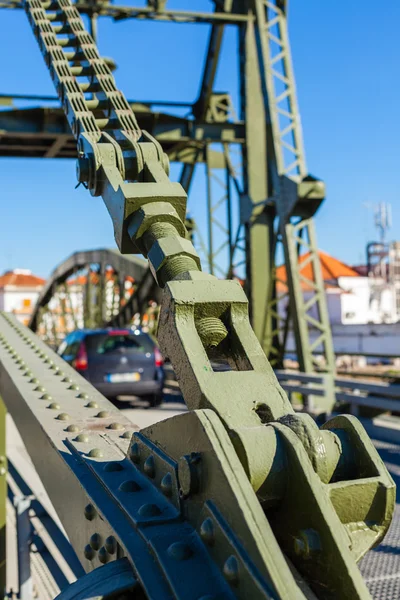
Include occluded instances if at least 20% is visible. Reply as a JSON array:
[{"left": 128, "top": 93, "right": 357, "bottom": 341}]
[
  {"left": 127, "top": 201, "right": 186, "bottom": 255},
  {"left": 178, "top": 452, "right": 202, "bottom": 498},
  {"left": 195, "top": 316, "right": 228, "bottom": 349},
  {"left": 148, "top": 236, "right": 201, "bottom": 287},
  {"left": 76, "top": 155, "right": 91, "bottom": 185}
]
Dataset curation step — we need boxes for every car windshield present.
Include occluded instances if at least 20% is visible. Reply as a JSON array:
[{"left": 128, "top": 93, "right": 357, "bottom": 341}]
[{"left": 87, "top": 331, "right": 154, "bottom": 355}]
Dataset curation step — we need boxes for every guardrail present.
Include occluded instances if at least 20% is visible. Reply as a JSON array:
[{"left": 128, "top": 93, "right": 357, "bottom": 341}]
[{"left": 164, "top": 364, "right": 400, "bottom": 414}]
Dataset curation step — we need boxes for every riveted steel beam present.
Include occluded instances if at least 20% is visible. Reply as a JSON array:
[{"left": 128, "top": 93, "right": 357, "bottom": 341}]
[
  {"left": 16, "top": 2, "right": 396, "bottom": 597},
  {"left": 0, "top": 107, "right": 244, "bottom": 161},
  {"left": 1, "top": 0, "right": 251, "bottom": 23},
  {"left": 0, "top": 314, "right": 238, "bottom": 598}
]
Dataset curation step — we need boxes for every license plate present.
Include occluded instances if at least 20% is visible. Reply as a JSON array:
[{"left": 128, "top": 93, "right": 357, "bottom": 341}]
[{"left": 105, "top": 372, "right": 141, "bottom": 383}]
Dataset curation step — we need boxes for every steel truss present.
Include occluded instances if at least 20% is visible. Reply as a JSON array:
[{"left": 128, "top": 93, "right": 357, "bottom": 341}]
[
  {"left": 1, "top": 0, "right": 334, "bottom": 400},
  {"left": 29, "top": 249, "right": 161, "bottom": 346},
  {"left": 0, "top": 1, "right": 395, "bottom": 598}
]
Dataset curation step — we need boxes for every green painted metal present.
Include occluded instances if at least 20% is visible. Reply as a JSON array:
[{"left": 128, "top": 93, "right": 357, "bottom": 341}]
[
  {"left": 248, "top": 0, "right": 336, "bottom": 407},
  {"left": 0, "top": 2, "right": 390, "bottom": 597},
  {"left": 2, "top": 0, "right": 334, "bottom": 396},
  {"left": 0, "top": 396, "right": 5, "bottom": 600}
]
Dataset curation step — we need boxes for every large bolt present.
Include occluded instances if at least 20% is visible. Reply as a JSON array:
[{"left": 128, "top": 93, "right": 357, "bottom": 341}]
[
  {"left": 76, "top": 156, "right": 91, "bottom": 185},
  {"left": 178, "top": 452, "right": 201, "bottom": 498},
  {"left": 196, "top": 317, "right": 228, "bottom": 349}
]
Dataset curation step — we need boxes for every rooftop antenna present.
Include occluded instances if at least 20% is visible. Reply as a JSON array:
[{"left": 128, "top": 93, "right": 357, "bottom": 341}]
[{"left": 374, "top": 202, "right": 392, "bottom": 243}]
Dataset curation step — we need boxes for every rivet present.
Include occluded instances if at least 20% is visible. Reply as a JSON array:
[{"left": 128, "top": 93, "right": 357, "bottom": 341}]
[
  {"left": 55, "top": 371, "right": 64, "bottom": 377},
  {"left": 88, "top": 448, "right": 103, "bottom": 458},
  {"left": 108, "top": 422, "right": 124, "bottom": 430},
  {"left": 86, "top": 401, "right": 98, "bottom": 409},
  {"left": 62, "top": 377, "right": 72, "bottom": 383},
  {"left": 223, "top": 556, "right": 239, "bottom": 585},
  {"left": 121, "top": 431, "right": 132, "bottom": 439},
  {"left": 77, "top": 392, "right": 89, "bottom": 399},
  {"left": 75, "top": 434, "right": 89, "bottom": 443},
  {"left": 161, "top": 473, "right": 173, "bottom": 496},
  {"left": 138, "top": 503, "right": 161, "bottom": 517},
  {"left": 130, "top": 442, "right": 140, "bottom": 463},
  {"left": 57, "top": 413, "right": 70, "bottom": 421},
  {"left": 40, "top": 393, "right": 52, "bottom": 401},
  {"left": 167, "top": 541, "right": 193, "bottom": 561},
  {"left": 84, "top": 504, "right": 96, "bottom": 521},
  {"left": 68, "top": 384, "right": 80, "bottom": 391},
  {"left": 144, "top": 455, "right": 156, "bottom": 478},
  {"left": 105, "top": 536, "right": 117, "bottom": 555},
  {"left": 90, "top": 533, "right": 101, "bottom": 550},
  {"left": 200, "top": 518, "right": 215, "bottom": 546},
  {"left": 119, "top": 480, "right": 141, "bottom": 493},
  {"left": 34, "top": 386, "right": 46, "bottom": 393},
  {"left": 47, "top": 403, "right": 61, "bottom": 410},
  {"left": 0, "top": 467, "right": 6, "bottom": 476},
  {"left": 96, "top": 410, "right": 110, "bottom": 418},
  {"left": 98, "top": 546, "right": 109, "bottom": 564},
  {"left": 84, "top": 544, "right": 94, "bottom": 560},
  {"left": 66, "top": 424, "right": 80, "bottom": 433},
  {"left": 23, "top": 370, "right": 33, "bottom": 377},
  {"left": 104, "top": 462, "right": 123, "bottom": 472}
]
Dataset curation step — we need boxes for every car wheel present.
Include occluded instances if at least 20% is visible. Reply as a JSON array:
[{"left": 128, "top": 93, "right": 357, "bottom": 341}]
[{"left": 147, "top": 393, "right": 163, "bottom": 408}]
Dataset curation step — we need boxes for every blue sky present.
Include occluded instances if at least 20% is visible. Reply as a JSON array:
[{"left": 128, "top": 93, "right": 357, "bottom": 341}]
[{"left": 0, "top": 0, "right": 399, "bottom": 278}]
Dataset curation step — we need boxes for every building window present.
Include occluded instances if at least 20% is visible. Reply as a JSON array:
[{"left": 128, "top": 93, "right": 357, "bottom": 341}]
[{"left": 23, "top": 298, "right": 31, "bottom": 308}]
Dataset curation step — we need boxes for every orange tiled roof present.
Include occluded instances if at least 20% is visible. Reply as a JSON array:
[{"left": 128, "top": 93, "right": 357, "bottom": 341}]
[
  {"left": 0, "top": 270, "right": 45, "bottom": 288},
  {"left": 276, "top": 251, "right": 359, "bottom": 292}
]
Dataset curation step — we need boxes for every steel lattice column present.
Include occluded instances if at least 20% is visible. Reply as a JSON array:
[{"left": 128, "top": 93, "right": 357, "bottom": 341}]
[{"left": 249, "top": 0, "right": 335, "bottom": 406}]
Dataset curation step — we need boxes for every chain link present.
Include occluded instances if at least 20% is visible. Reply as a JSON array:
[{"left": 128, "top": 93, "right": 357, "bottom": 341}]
[{"left": 26, "top": 0, "right": 142, "bottom": 151}]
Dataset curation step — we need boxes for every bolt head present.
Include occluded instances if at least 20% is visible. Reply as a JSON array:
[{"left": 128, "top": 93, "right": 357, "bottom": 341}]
[
  {"left": 223, "top": 555, "right": 239, "bottom": 585},
  {"left": 167, "top": 541, "right": 193, "bottom": 561},
  {"left": 105, "top": 536, "right": 117, "bottom": 555},
  {"left": 200, "top": 518, "right": 214, "bottom": 546},
  {"left": 84, "top": 544, "right": 94, "bottom": 560},
  {"left": 76, "top": 156, "right": 91, "bottom": 184},
  {"left": 130, "top": 442, "right": 140, "bottom": 463},
  {"left": 98, "top": 546, "right": 109, "bottom": 564},
  {"left": 160, "top": 472, "right": 173, "bottom": 496},
  {"left": 84, "top": 504, "right": 96, "bottom": 521},
  {"left": 90, "top": 533, "right": 101, "bottom": 551},
  {"left": 144, "top": 455, "right": 156, "bottom": 478}
]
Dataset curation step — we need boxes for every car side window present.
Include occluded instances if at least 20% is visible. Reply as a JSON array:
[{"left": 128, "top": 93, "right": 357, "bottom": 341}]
[{"left": 59, "top": 333, "right": 81, "bottom": 358}]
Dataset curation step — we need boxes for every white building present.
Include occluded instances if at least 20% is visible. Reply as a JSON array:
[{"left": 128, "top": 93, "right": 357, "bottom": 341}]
[
  {"left": 277, "top": 251, "right": 400, "bottom": 359},
  {"left": 0, "top": 268, "right": 45, "bottom": 326}
]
